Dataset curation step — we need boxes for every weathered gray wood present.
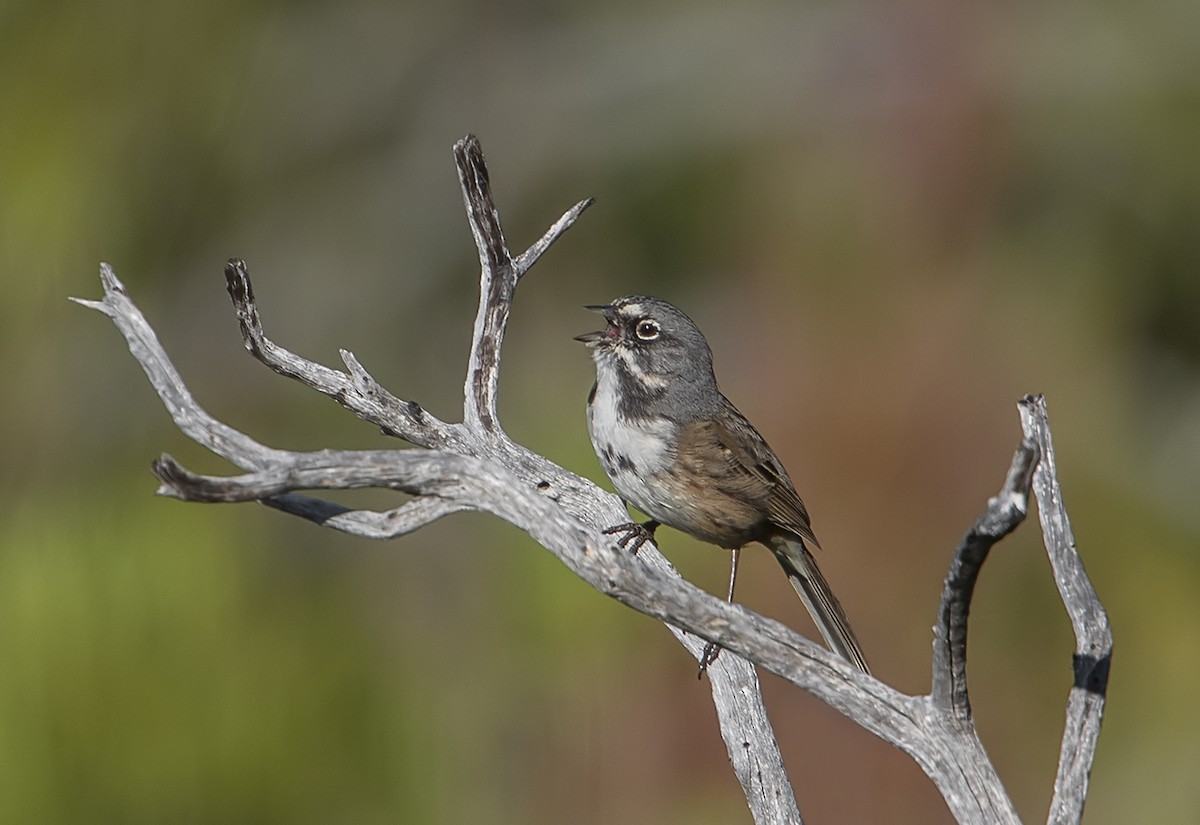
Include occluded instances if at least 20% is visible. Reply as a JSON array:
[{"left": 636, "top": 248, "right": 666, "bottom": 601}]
[
  {"left": 1019, "top": 396, "right": 1112, "bottom": 825},
  {"left": 932, "top": 441, "right": 1039, "bottom": 719},
  {"left": 74, "top": 135, "right": 1109, "bottom": 825}
]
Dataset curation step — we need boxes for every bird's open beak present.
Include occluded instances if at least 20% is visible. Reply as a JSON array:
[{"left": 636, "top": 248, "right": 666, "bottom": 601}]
[{"left": 574, "top": 304, "right": 617, "bottom": 345}]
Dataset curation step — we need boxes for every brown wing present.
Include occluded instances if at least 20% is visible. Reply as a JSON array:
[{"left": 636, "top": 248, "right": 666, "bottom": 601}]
[{"left": 701, "top": 400, "right": 821, "bottom": 549}]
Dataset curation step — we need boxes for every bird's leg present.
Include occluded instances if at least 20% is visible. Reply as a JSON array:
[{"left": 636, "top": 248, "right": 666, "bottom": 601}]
[
  {"left": 698, "top": 546, "right": 741, "bottom": 678},
  {"left": 602, "top": 519, "right": 659, "bottom": 555}
]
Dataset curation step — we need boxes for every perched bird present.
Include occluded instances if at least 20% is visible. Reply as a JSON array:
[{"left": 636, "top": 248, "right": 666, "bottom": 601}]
[{"left": 576, "top": 296, "right": 869, "bottom": 674}]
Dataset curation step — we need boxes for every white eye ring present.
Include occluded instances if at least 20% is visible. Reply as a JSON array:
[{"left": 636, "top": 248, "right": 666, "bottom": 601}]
[{"left": 635, "top": 319, "right": 661, "bottom": 341}]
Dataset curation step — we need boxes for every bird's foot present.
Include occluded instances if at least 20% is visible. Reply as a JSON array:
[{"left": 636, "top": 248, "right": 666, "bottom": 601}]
[
  {"left": 697, "top": 641, "right": 723, "bottom": 678},
  {"left": 602, "top": 520, "right": 659, "bottom": 555}
]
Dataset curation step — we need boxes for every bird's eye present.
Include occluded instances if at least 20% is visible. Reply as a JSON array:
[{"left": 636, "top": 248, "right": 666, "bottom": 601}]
[{"left": 635, "top": 319, "right": 661, "bottom": 341}]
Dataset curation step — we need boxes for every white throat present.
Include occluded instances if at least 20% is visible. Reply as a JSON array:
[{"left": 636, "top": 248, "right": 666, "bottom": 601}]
[{"left": 587, "top": 356, "right": 674, "bottom": 498}]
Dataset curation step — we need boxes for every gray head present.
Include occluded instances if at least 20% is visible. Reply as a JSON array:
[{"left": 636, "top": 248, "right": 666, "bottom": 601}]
[{"left": 575, "top": 295, "right": 720, "bottom": 417}]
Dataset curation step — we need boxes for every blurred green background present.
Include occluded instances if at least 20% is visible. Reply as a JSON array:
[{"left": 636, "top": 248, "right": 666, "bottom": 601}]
[{"left": 3, "top": 0, "right": 1198, "bottom": 821}]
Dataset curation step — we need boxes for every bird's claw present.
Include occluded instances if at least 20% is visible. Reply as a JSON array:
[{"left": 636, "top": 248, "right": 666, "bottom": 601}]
[
  {"left": 602, "top": 520, "right": 659, "bottom": 555},
  {"left": 697, "top": 641, "right": 723, "bottom": 678}
]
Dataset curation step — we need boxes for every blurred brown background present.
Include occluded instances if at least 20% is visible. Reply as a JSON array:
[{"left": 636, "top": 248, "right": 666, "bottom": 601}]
[{"left": 2, "top": 0, "right": 1197, "bottom": 821}]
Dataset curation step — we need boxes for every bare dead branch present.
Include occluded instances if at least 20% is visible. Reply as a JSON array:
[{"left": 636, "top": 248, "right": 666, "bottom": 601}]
[
  {"left": 152, "top": 450, "right": 447, "bottom": 500},
  {"left": 514, "top": 196, "right": 595, "bottom": 277},
  {"left": 932, "top": 439, "right": 1039, "bottom": 719},
  {"left": 456, "top": 136, "right": 513, "bottom": 436},
  {"left": 74, "top": 139, "right": 803, "bottom": 823},
  {"left": 223, "top": 258, "right": 464, "bottom": 450},
  {"left": 74, "top": 135, "right": 1110, "bottom": 825},
  {"left": 1019, "top": 395, "right": 1112, "bottom": 825},
  {"left": 70, "top": 267, "right": 290, "bottom": 471},
  {"left": 262, "top": 493, "right": 469, "bottom": 539}
]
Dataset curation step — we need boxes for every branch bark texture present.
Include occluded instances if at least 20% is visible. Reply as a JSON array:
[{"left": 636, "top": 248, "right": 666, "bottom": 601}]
[
  {"left": 1019, "top": 396, "right": 1112, "bottom": 825},
  {"left": 74, "top": 136, "right": 1108, "bottom": 824}
]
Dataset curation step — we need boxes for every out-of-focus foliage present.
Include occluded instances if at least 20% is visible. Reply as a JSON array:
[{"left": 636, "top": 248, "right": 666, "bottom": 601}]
[{"left": 2, "top": 0, "right": 1198, "bottom": 821}]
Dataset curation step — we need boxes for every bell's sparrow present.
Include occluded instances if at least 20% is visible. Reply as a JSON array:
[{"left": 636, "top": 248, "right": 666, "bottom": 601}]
[{"left": 576, "top": 296, "right": 869, "bottom": 674}]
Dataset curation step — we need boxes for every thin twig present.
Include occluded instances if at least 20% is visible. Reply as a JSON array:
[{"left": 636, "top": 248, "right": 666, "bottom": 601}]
[
  {"left": 931, "top": 439, "right": 1039, "bottom": 719},
  {"left": 514, "top": 197, "right": 595, "bottom": 277},
  {"left": 223, "top": 258, "right": 462, "bottom": 450},
  {"left": 70, "top": 266, "right": 289, "bottom": 471},
  {"left": 262, "top": 493, "right": 469, "bottom": 539}
]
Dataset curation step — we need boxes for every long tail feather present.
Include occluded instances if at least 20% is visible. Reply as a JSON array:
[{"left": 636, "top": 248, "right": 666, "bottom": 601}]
[{"left": 767, "top": 535, "right": 871, "bottom": 675}]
